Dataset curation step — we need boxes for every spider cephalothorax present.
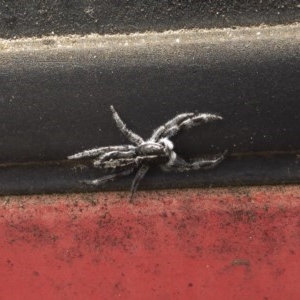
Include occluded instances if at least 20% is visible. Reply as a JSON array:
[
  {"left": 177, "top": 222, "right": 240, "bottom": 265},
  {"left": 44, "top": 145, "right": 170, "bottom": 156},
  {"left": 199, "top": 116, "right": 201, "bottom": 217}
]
[{"left": 68, "top": 105, "right": 226, "bottom": 201}]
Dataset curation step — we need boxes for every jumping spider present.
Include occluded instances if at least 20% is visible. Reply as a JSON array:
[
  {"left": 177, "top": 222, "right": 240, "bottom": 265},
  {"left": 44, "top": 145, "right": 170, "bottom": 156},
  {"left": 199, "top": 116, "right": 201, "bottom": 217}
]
[{"left": 68, "top": 106, "right": 226, "bottom": 201}]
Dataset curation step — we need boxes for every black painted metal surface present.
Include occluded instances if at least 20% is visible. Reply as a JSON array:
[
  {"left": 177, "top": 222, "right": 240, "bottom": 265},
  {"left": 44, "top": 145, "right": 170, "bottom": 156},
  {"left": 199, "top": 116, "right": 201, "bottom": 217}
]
[
  {"left": 0, "top": 24, "right": 299, "bottom": 194},
  {"left": 0, "top": 0, "right": 299, "bottom": 38},
  {"left": 0, "top": 26, "right": 299, "bottom": 163}
]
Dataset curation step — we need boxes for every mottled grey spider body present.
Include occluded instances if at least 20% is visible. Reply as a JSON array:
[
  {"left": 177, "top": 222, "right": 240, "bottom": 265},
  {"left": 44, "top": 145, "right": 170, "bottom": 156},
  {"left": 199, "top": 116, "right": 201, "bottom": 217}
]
[{"left": 68, "top": 106, "right": 226, "bottom": 201}]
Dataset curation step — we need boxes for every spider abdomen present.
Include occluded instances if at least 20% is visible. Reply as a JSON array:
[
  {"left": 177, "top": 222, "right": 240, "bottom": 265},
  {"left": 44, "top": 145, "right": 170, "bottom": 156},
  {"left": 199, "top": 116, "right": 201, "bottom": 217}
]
[{"left": 136, "top": 142, "right": 165, "bottom": 156}]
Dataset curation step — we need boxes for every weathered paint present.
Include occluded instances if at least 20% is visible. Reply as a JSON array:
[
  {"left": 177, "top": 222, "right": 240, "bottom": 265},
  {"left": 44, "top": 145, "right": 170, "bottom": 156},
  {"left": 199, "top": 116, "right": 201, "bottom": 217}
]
[{"left": 0, "top": 186, "right": 300, "bottom": 299}]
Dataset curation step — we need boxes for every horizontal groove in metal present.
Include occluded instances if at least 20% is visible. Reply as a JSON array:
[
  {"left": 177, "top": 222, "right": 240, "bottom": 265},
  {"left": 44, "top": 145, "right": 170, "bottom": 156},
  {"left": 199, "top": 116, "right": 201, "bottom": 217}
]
[{"left": 0, "top": 153, "right": 298, "bottom": 195}]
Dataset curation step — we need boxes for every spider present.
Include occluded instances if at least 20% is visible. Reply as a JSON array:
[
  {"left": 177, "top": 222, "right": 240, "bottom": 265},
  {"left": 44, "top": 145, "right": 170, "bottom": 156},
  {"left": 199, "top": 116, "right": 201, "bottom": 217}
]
[{"left": 68, "top": 105, "right": 226, "bottom": 202}]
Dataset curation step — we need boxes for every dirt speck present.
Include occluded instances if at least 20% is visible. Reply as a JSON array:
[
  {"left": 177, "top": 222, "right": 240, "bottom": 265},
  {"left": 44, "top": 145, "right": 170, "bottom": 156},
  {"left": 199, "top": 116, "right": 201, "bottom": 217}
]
[{"left": 231, "top": 259, "right": 250, "bottom": 267}]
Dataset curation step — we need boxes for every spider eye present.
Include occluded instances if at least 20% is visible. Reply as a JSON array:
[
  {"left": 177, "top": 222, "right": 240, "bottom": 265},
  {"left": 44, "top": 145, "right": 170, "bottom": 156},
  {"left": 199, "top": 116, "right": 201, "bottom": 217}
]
[{"left": 160, "top": 139, "right": 174, "bottom": 151}]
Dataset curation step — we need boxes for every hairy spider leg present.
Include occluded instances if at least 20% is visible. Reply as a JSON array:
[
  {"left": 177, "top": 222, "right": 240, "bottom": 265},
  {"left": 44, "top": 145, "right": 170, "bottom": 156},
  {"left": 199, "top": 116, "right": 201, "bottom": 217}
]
[
  {"left": 93, "top": 149, "right": 137, "bottom": 167},
  {"left": 110, "top": 106, "right": 144, "bottom": 145},
  {"left": 150, "top": 113, "right": 194, "bottom": 141},
  {"left": 68, "top": 145, "right": 135, "bottom": 159},
  {"left": 160, "top": 113, "right": 222, "bottom": 140},
  {"left": 99, "top": 155, "right": 166, "bottom": 169},
  {"left": 81, "top": 168, "right": 134, "bottom": 186},
  {"left": 130, "top": 164, "right": 150, "bottom": 202},
  {"left": 161, "top": 150, "right": 227, "bottom": 172}
]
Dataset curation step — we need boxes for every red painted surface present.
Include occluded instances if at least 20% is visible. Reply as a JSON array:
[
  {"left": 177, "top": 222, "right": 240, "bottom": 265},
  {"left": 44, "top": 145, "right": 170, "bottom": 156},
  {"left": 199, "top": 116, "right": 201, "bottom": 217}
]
[{"left": 0, "top": 186, "right": 300, "bottom": 299}]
